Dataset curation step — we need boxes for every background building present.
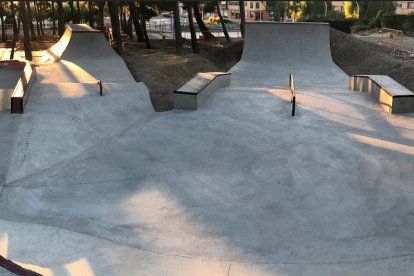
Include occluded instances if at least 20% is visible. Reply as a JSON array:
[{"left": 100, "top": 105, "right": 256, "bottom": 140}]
[
  {"left": 332, "top": 1, "right": 344, "bottom": 13},
  {"left": 226, "top": 1, "right": 269, "bottom": 22},
  {"left": 331, "top": 1, "right": 414, "bottom": 15},
  {"left": 395, "top": 1, "right": 414, "bottom": 14}
]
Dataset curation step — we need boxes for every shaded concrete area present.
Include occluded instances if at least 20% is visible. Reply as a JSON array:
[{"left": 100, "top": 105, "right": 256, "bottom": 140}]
[
  {"left": 0, "top": 267, "right": 13, "bottom": 276},
  {"left": 0, "top": 23, "right": 414, "bottom": 275},
  {"left": 0, "top": 70, "right": 20, "bottom": 111},
  {"left": 0, "top": 69, "right": 22, "bottom": 210}
]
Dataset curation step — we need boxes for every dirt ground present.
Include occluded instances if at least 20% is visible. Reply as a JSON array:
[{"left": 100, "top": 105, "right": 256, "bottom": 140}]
[
  {"left": 123, "top": 30, "right": 414, "bottom": 112},
  {"left": 123, "top": 38, "right": 242, "bottom": 111},
  {"left": 352, "top": 30, "right": 414, "bottom": 53},
  {"left": 331, "top": 28, "right": 414, "bottom": 91}
]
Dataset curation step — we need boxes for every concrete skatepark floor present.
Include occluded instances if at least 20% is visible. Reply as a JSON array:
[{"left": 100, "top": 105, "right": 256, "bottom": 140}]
[{"left": 0, "top": 23, "right": 414, "bottom": 275}]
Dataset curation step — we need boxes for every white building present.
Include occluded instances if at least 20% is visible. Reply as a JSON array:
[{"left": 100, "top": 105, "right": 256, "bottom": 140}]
[{"left": 395, "top": 1, "right": 414, "bottom": 14}]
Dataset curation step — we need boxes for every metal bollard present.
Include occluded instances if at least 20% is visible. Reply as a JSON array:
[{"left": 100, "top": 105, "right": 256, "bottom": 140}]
[
  {"left": 97, "top": 80, "right": 103, "bottom": 96},
  {"left": 289, "top": 74, "right": 296, "bottom": 116}
]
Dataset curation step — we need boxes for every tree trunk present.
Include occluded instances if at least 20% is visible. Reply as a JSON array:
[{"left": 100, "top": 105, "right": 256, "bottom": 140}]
[
  {"left": 193, "top": 3, "right": 214, "bottom": 40},
  {"left": 127, "top": 17, "right": 133, "bottom": 39},
  {"left": 97, "top": 2, "right": 105, "bottom": 29},
  {"left": 57, "top": 1, "right": 65, "bottom": 36},
  {"left": 88, "top": 0, "right": 94, "bottom": 28},
  {"left": 76, "top": 0, "right": 80, "bottom": 23},
  {"left": 129, "top": 2, "right": 144, "bottom": 42},
  {"left": 34, "top": 1, "right": 41, "bottom": 36},
  {"left": 20, "top": 2, "right": 32, "bottom": 60},
  {"left": 172, "top": 1, "right": 183, "bottom": 54},
  {"left": 69, "top": 1, "right": 75, "bottom": 23},
  {"left": 0, "top": 11, "right": 5, "bottom": 43},
  {"left": 239, "top": 0, "right": 245, "bottom": 38},
  {"left": 108, "top": 1, "right": 123, "bottom": 55},
  {"left": 140, "top": 3, "right": 151, "bottom": 49},
  {"left": 52, "top": 1, "right": 56, "bottom": 36},
  {"left": 119, "top": 4, "right": 124, "bottom": 32},
  {"left": 215, "top": 1, "right": 231, "bottom": 42},
  {"left": 26, "top": 2, "right": 36, "bottom": 38},
  {"left": 10, "top": 1, "right": 19, "bottom": 59},
  {"left": 187, "top": 3, "right": 199, "bottom": 53},
  {"left": 18, "top": 9, "right": 21, "bottom": 31},
  {"left": 121, "top": 4, "right": 127, "bottom": 33}
]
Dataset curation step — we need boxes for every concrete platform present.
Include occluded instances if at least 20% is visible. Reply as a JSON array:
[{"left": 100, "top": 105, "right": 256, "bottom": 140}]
[
  {"left": 1, "top": 23, "right": 414, "bottom": 275},
  {"left": 350, "top": 75, "right": 414, "bottom": 114}
]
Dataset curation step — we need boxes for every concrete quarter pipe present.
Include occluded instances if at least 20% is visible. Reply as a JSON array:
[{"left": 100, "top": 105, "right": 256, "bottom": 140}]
[
  {"left": 0, "top": 23, "right": 414, "bottom": 275},
  {"left": 232, "top": 22, "right": 348, "bottom": 89}
]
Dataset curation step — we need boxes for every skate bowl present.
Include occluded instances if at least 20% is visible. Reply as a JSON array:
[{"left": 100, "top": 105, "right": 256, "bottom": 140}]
[{"left": 1, "top": 22, "right": 414, "bottom": 276}]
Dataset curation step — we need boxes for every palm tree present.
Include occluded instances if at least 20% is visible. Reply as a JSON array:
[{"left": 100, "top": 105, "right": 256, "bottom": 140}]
[
  {"left": 20, "top": 1, "right": 32, "bottom": 61},
  {"left": 239, "top": 0, "right": 245, "bottom": 38},
  {"left": 172, "top": 1, "right": 183, "bottom": 54}
]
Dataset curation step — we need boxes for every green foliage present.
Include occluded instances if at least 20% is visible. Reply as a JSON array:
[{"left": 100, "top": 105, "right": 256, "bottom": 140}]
[
  {"left": 202, "top": 2, "right": 216, "bottom": 14},
  {"left": 344, "top": 1, "right": 358, "bottom": 18},
  {"left": 381, "top": 14, "right": 414, "bottom": 31},
  {"left": 266, "top": 1, "right": 288, "bottom": 21},
  {"left": 360, "top": 1, "right": 395, "bottom": 19},
  {"left": 322, "top": 19, "right": 360, "bottom": 33}
]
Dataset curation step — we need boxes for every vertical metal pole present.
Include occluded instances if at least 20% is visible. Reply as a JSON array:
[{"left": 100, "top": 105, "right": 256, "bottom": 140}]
[{"left": 98, "top": 80, "right": 102, "bottom": 96}]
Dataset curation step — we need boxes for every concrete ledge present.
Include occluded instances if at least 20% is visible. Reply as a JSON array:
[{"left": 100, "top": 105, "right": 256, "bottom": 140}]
[
  {"left": 174, "top": 72, "right": 231, "bottom": 110},
  {"left": 349, "top": 75, "right": 414, "bottom": 114},
  {"left": 0, "top": 60, "right": 35, "bottom": 114}
]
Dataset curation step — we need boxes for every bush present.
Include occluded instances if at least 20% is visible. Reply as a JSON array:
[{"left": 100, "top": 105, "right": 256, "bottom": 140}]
[
  {"left": 381, "top": 15, "right": 414, "bottom": 31},
  {"left": 350, "top": 25, "right": 369, "bottom": 34},
  {"left": 322, "top": 19, "right": 360, "bottom": 33}
]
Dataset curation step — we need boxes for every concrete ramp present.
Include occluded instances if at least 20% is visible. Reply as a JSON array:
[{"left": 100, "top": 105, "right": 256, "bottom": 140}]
[
  {"left": 37, "top": 24, "right": 134, "bottom": 83},
  {"left": 6, "top": 24, "right": 153, "bottom": 181},
  {"left": 232, "top": 22, "right": 348, "bottom": 89},
  {"left": 241, "top": 22, "right": 332, "bottom": 65}
]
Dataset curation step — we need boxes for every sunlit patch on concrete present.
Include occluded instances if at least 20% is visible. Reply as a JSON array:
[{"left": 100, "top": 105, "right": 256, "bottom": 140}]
[
  {"left": 348, "top": 132, "right": 414, "bottom": 155},
  {"left": 65, "top": 258, "right": 95, "bottom": 276},
  {"left": 0, "top": 232, "right": 8, "bottom": 258}
]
